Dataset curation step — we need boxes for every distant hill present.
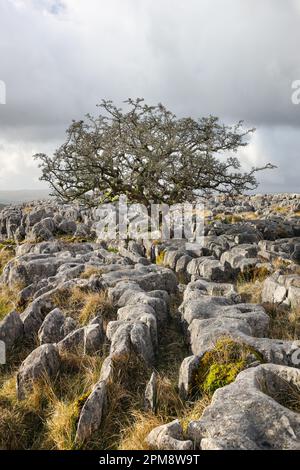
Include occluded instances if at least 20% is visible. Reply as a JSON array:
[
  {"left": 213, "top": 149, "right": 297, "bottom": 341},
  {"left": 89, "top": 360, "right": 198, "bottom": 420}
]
[{"left": 0, "top": 189, "right": 51, "bottom": 205}]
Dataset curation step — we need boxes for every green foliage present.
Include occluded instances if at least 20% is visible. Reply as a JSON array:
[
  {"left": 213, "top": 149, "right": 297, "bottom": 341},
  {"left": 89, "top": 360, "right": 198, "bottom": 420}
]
[
  {"left": 202, "top": 362, "right": 245, "bottom": 394},
  {"left": 35, "top": 98, "right": 275, "bottom": 207},
  {"left": 107, "top": 247, "right": 118, "bottom": 253},
  {"left": 194, "top": 337, "right": 263, "bottom": 396}
]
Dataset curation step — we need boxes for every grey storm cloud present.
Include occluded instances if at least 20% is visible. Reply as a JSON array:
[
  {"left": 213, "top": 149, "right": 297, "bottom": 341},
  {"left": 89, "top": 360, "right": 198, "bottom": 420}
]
[{"left": 0, "top": 0, "right": 300, "bottom": 191}]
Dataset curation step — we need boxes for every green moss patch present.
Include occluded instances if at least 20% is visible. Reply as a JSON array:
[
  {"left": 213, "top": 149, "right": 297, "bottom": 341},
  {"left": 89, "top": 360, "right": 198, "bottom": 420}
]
[{"left": 194, "top": 337, "right": 263, "bottom": 395}]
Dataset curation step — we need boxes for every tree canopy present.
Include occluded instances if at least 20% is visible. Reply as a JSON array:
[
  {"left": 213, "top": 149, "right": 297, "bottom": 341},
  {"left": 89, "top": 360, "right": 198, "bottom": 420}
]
[{"left": 35, "top": 98, "right": 275, "bottom": 206}]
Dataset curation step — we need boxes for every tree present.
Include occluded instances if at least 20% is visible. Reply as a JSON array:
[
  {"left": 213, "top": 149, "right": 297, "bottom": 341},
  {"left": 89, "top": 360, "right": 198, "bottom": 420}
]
[{"left": 34, "top": 98, "right": 275, "bottom": 207}]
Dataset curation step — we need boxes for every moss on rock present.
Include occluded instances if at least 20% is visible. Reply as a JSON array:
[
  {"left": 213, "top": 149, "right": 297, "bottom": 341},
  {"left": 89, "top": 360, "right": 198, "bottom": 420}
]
[{"left": 194, "top": 337, "right": 263, "bottom": 396}]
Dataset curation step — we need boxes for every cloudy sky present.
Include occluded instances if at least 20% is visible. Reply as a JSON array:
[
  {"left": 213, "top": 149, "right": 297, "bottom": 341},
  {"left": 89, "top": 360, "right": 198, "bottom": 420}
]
[{"left": 0, "top": 0, "right": 300, "bottom": 193}]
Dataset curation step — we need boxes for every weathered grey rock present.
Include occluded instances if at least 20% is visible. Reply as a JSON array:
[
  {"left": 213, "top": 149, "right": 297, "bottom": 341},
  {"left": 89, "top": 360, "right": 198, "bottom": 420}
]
[
  {"left": 144, "top": 371, "right": 158, "bottom": 412},
  {"left": 262, "top": 275, "right": 287, "bottom": 305},
  {"left": 262, "top": 272, "right": 300, "bottom": 308},
  {"left": 119, "top": 246, "right": 150, "bottom": 265},
  {"left": 188, "top": 310, "right": 300, "bottom": 368},
  {"left": 187, "top": 257, "right": 214, "bottom": 277},
  {"left": 107, "top": 281, "right": 143, "bottom": 303},
  {"left": 178, "top": 355, "right": 201, "bottom": 399},
  {"left": 220, "top": 244, "right": 258, "bottom": 270},
  {"left": 107, "top": 322, "right": 132, "bottom": 359},
  {"left": 201, "top": 258, "right": 232, "bottom": 281},
  {"left": 118, "top": 292, "right": 168, "bottom": 324},
  {"left": 99, "top": 356, "right": 114, "bottom": 383},
  {"left": 58, "top": 220, "right": 77, "bottom": 235},
  {"left": 107, "top": 320, "right": 155, "bottom": 365},
  {"left": 62, "top": 316, "right": 79, "bottom": 337},
  {"left": 179, "top": 295, "right": 234, "bottom": 325},
  {"left": 84, "top": 323, "right": 104, "bottom": 355},
  {"left": 188, "top": 364, "right": 300, "bottom": 450},
  {"left": 234, "top": 232, "right": 260, "bottom": 244},
  {"left": 148, "top": 290, "right": 170, "bottom": 308},
  {"left": 175, "top": 254, "right": 193, "bottom": 282},
  {"left": 128, "top": 240, "right": 146, "bottom": 257},
  {"left": 25, "top": 208, "right": 49, "bottom": 227},
  {"left": 147, "top": 419, "right": 193, "bottom": 450},
  {"left": 57, "top": 327, "right": 85, "bottom": 355},
  {"left": 102, "top": 266, "right": 178, "bottom": 293},
  {"left": 38, "top": 308, "right": 67, "bottom": 344},
  {"left": 29, "top": 218, "right": 56, "bottom": 241},
  {"left": 288, "top": 285, "right": 300, "bottom": 308},
  {"left": 291, "top": 247, "right": 300, "bottom": 264},
  {"left": 130, "top": 321, "right": 155, "bottom": 365},
  {"left": 183, "top": 279, "right": 240, "bottom": 303},
  {"left": 21, "top": 292, "right": 55, "bottom": 337},
  {"left": 17, "top": 344, "right": 60, "bottom": 400},
  {"left": 76, "top": 380, "right": 107, "bottom": 443},
  {"left": 117, "top": 308, "right": 158, "bottom": 349},
  {"left": 2, "top": 255, "right": 61, "bottom": 286},
  {"left": 164, "top": 250, "right": 186, "bottom": 270},
  {"left": 0, "top": 310, "right": 24, "bottom": 350}
]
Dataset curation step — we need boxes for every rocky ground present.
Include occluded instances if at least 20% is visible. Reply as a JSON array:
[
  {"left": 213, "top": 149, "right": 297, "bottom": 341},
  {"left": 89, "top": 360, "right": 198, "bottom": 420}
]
[{"left": 0, "top": 193, "right": 300, "bottom": 450}]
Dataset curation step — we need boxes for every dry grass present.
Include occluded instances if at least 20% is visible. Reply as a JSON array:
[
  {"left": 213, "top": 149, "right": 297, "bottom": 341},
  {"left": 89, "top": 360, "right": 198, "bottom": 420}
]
[
  {"left": 236, "top": 258, "right": 299, "bottom": 305},
  {"left": 77, "top": 354, "right": 153, "bottom": 450},
  {"left": 56, "top": 235, "right": 95, "bottom": 244},
  {"left": 118, "top": 293, "right": 202, "bottom": 451},
  {"left": 214, "top": 214, "right": 243, "bottom": 224},
  {"left": 272, "top": 206, "right": 291, "bottom": 214},
  {"left": 0, "top": 245, "right": 15, "bottom": 276},
  {"left": 80, "top": 266, "right": 104, "bottom": 279},
  {"left": 106, "top": 296, "right": 194, "bottom": 451},
  {"left": 0, "top": 353, "right": 105, "bottom": 450},
  {"left": 0, "top": 283, "right": 22, "bottom": 321},
  {"left": 180, "top": 395, "right": 211, "bottom": 433},
  {"left": 265, "top": 304, "right": 300, "bottom": 340},
  {"left": 261, "top": 375, "right": 300, "bottom": 413},
  {"left": 237, "top": 265, "right": 300, "bottom": 340},
  {"left": 46, "top": 401, "right": 78, "bottom": 450},
  {"left": 119, "top": 410, "right": 164, "bottom": 450},
  {"left": 240, "top": 211, "right": 259, "bottom": 221},
  {"left": 155, "top": 250, "right": 165, "bottom": 265},
  {"left": 0, "top": 243, "right": 20, "bottom": 320},
  {"left": 0, "top": 291, "right": 212, "bottom": 451},
  {"left": 236, "top": 265, "right": 271, "bottom": 304},
  {"left": 119, "top": 375, "right": 211, "bottom": 450},
  {"left": 274, "top": 380, "right": 300, "bottom": 413},
  {"left": 237, "top": 279, "right": 264, "bottom": 304},
  {"left": 52, "top": 287, "right": 115, "bottom": 326}
]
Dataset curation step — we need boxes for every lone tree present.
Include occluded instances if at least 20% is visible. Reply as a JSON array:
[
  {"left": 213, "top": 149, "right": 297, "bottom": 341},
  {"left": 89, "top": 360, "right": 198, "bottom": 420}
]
[{"left": 35, "top": 98, "right": 274, "bottom": 206}]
